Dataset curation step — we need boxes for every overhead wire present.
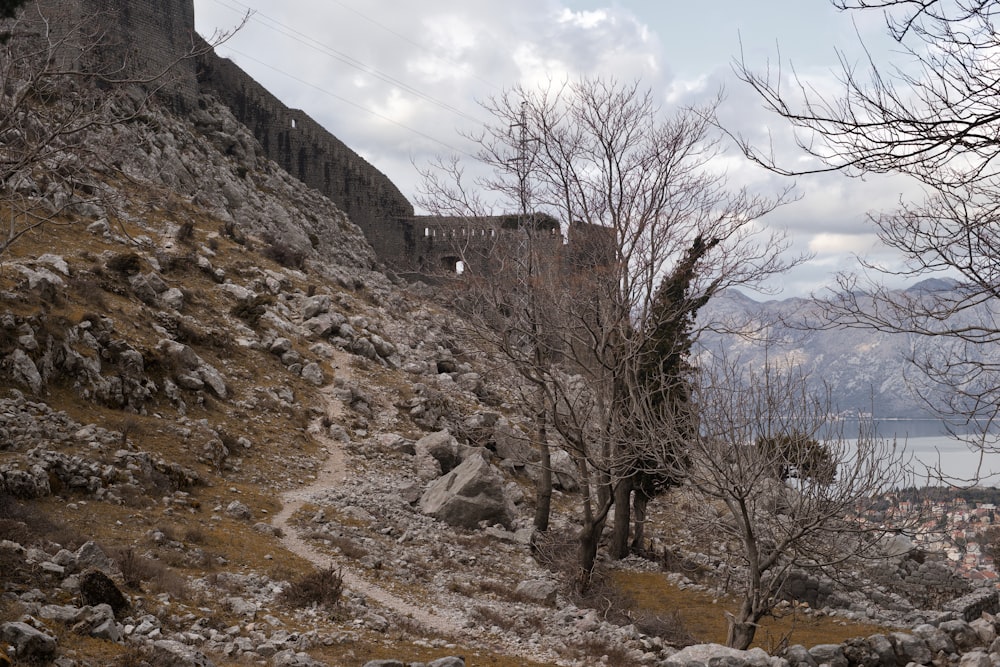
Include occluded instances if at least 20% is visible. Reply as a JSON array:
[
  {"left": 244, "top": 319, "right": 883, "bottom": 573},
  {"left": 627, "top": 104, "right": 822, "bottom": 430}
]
[
  {"left": 326, "top": 0, "right": 502, "bottom": 93},
  {"left": 204, "top": 0, "right": 491, "bottom": 152},
  {"left": 221, "top": 46, "right": 474, "bottom": 157}
]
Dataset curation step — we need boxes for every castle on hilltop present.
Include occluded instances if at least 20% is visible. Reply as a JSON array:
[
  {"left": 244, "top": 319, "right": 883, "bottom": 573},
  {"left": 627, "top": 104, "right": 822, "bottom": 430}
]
[{"left": 31, "top": 0, "right": 607, "bottom": 277}]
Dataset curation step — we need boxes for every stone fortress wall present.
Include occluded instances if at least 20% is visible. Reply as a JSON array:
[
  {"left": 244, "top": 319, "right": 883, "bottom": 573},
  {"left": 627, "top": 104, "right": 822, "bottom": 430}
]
[
  {"left": 29, "top": 0, "right": 605, "bottom": 276},
  {"left": 34, "top": 0, "right": 200, "bottom": 107}
]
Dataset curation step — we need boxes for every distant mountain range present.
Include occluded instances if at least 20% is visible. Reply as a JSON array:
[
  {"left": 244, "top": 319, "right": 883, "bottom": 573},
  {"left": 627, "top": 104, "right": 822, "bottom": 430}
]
[{"left": 695, "top": 279, "right": 968, "bottom": 420}]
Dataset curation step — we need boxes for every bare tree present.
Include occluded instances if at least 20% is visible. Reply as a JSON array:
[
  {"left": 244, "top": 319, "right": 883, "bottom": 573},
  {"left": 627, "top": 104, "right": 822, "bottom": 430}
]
[
  {"left": 0, "top": 2, "right": 246, "bottom": 257},
  {"left": 684, "top": 356, "right": 916, "bottom": 649},
  {"left": 420, "top": 77, "right": 800, "bottom": 590},
  {"left": 733, "top": 0, "right": 1000, "bottom": 474}
]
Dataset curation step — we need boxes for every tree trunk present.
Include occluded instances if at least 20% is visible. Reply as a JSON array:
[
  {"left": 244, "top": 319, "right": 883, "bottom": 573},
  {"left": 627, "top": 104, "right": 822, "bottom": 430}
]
[
  {"left": 726, "top": 620, "right": 756, "bottom": 651},
  {"left": 629, "top": 490, "right": 648, "bottom": 553},
  {"left": 726, "top": 598, "right": 758, "bottom": 650},
  {"left": 609, "top": 475, "right": 633, "bottom": 559},
  {"left": 533, "top": 419, "right": 552, "bottom": 532},
  {"left": 577, "top": 517, "right": 601, "bottom": 593}
]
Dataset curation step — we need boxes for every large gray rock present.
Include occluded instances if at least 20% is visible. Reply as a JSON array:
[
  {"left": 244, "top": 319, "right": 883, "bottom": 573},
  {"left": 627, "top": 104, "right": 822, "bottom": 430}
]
[
  {"left": 939, "top": 619, "right": 981, "bottom": 652},
  {"left": 959, "top": 650, "right": 991, "bottom": 667},
  {"left": 782, "top": 645, "right": 817, "bottom": 667},
  {"left": 1, "top": 621, "right": 57, "bottom": 662},
  {"left": 415, "top": 430, "right": 460, "bottom": 474},
  {"left": 492, "top": 420, "right": 536, "bottom": 464},
  {"left": 301, "top": 362, "right": 324, "bottom": 386},
  {"left": 196, "top": 363, "right": 227, "bottom": 399},
  {"left": 419, "top": 453, "right": 515, "bottom": 530},
  {"left": 890, "top": 632, "right": 932, "bottom": 666},
  {"left": 303, "top": 312, "right": 346, "bottom": 338},
  {"left": 74, "top": 603, "right": 121, "bottom": 642},
  {"left": 808, "top": 644, "right": 847, "bottom": 667},
  {"left": 865, "top": 634, "right": 896, "bottom": 667},
  {"left": 300, "top": 294, "right": 331, "bottom": 320},
  {"left": 515, "top": 578, "right": 559, "bottom": 605},
  {"left": 7, "top": 349, "right": 42, "bottom": 394},
  {"left": 152, "top": 639, "right": 216, "bottom": 667},
  {"left": 970, "top": 618, "right": 996, "bottom": 646},
  {"left": 428, "top": 659, "right": 466, "bottom": 667},
  {"left": 156, "top": 339, "right": 201, "bottom": 369},
  {"left": 913, "top": 623, "right": 955, "bottom": 655},
  {"left": 663, "top": 643, "right": 772, "bottom": 667},
  {"left": 75, "top": 540, "right": 114, "bottom": 573},
  {"left": 529, "top": 448, "right": 578, "bottom": 491},
  {"left": 272, "top": 649, "right": 326, "bottom": 666}
]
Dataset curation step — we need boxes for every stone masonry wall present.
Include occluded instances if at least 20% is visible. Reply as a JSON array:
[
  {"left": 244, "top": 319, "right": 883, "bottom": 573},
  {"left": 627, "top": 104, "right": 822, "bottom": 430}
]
[
  {"left": 25, "top": 0, "right": 583, "bottom": 276},
  {"left": 195, "top": 47, "right": 417, "bottom": 269},
  {"left": 28, "top": 0, "right": 420, "bottom": 272},
  {"left": 34, "top": 0, "right": 199, "bottom": 108}
]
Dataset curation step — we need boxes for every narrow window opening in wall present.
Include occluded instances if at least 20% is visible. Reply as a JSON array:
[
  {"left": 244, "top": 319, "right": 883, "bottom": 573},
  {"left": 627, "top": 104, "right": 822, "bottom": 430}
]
[
  {"left": 291, "top": 118, "right": 297, "bottom": 129},
  {"left": 456, "top": 260, "right": 465, "bottom": 275},
  {"left": 424, "top": 227, "right": 430, "bottom": 237}
]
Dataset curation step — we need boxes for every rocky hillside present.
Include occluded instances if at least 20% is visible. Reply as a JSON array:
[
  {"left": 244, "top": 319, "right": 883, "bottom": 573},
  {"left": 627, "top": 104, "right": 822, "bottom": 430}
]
[
  {"left": 3, "top": 75, "right": 1000, "bottom": 667},
  {"left": 0, "top": 83, "right": 698, "bottom": 666}
]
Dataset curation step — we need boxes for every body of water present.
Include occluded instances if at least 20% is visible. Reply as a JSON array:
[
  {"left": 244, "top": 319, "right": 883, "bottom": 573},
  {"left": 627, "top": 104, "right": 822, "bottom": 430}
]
[{"left": 845, "top": 419, "right": 1000, "bottom": 486}]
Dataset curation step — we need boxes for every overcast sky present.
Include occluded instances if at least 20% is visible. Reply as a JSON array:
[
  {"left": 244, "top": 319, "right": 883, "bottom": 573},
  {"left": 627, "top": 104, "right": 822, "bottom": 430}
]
[{"left": 192, "top": 0, "right": 920, "bottom": 298}]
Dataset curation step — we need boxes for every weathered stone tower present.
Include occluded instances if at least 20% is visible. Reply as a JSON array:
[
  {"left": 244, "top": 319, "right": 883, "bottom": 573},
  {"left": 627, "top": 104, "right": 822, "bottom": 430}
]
[{"left": 33, "top": 0, "right": 200, "bottom": 108}]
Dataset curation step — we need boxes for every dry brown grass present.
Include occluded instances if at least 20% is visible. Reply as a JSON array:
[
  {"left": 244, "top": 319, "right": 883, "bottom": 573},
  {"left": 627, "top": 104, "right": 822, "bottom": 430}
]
[
  {"left": 614, "top": 570, "right": 890, "bottom": 652},
  {"left": 278, "top": 566, "right": 343, "bottom": 609}
]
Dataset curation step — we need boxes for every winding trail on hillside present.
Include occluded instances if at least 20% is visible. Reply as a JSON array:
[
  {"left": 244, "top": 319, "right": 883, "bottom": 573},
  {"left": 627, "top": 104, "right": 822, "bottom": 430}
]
[{"left": 271, "top": 354, "right": 462, "bottom": 637}]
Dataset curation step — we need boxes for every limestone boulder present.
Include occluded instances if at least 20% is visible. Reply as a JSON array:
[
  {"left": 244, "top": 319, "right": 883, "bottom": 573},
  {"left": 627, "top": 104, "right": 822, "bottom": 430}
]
[
  {"left": 492, "top": 420, "right": 536, "bottom": 464},
  {"left": 515, "top": 578, "right": 559, "bottom": 605},
  {"left": 1, "top": 621, "right": 57, "bottom": 662},
  {"left": 890, "top": 632, "right": 932, "bottom": 666},
  {"left": 300, "top": 294, "right": 331, "bottom": 319},
  {"left": 527, "top": 448, "right": 578, "bottom": 491},
  {"left": 7, "top": 349, "right": 42, "bottom": 394},
  {"left": 153, "top": 639, "right": 216, "bottom": 667},
  {"left": 419, "top": 453, "right": 515, "bottom": 530},
  {"left": 663, "top": 644, "right": 772, "bottom": 667},
  {"left": 415, "top": 430, "right": 460, "bottom": 474}
]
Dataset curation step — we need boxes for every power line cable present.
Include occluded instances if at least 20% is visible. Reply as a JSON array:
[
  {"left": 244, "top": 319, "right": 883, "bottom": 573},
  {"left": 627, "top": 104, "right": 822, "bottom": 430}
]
[
  {"left": 207, "top": 0, "right": 487, "bottom": 126},
  {"left": 327, "top": 0, "right": 502, "bottom": 93},
  {"left": 221, "top": 46, "right": 476, "bottom": 158}
]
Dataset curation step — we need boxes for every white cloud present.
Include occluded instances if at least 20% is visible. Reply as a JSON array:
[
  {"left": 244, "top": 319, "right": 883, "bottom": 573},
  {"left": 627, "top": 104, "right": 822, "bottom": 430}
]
[
  {"left": 809, "top": 232, "right": 881, "bottom": 256},
  {"left": 557, "top": 8, "right": 610, "bottom": 30}
]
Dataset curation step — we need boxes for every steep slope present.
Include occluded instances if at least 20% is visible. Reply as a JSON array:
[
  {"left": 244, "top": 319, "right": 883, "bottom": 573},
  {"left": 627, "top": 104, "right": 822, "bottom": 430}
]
[{"left": 0, "top": 87, "right": 687, "bottom": 666}]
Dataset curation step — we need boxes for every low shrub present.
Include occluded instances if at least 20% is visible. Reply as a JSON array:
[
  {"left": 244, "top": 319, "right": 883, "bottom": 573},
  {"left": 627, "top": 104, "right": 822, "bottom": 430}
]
[
  {"left": 231, "top": 294, "right": 274, "bottom": 328},
  {"left": 106, "top": 252, "right": 142, "bottom": 276},
  {"left": 175, "top": 220, "right": 195, "bottom": 243},
  {"left": 262, "top": 238, "right": 305, "bottom": 270},
  {"left": 279, "top": 566, "right": 343, "bottom": 609}
]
